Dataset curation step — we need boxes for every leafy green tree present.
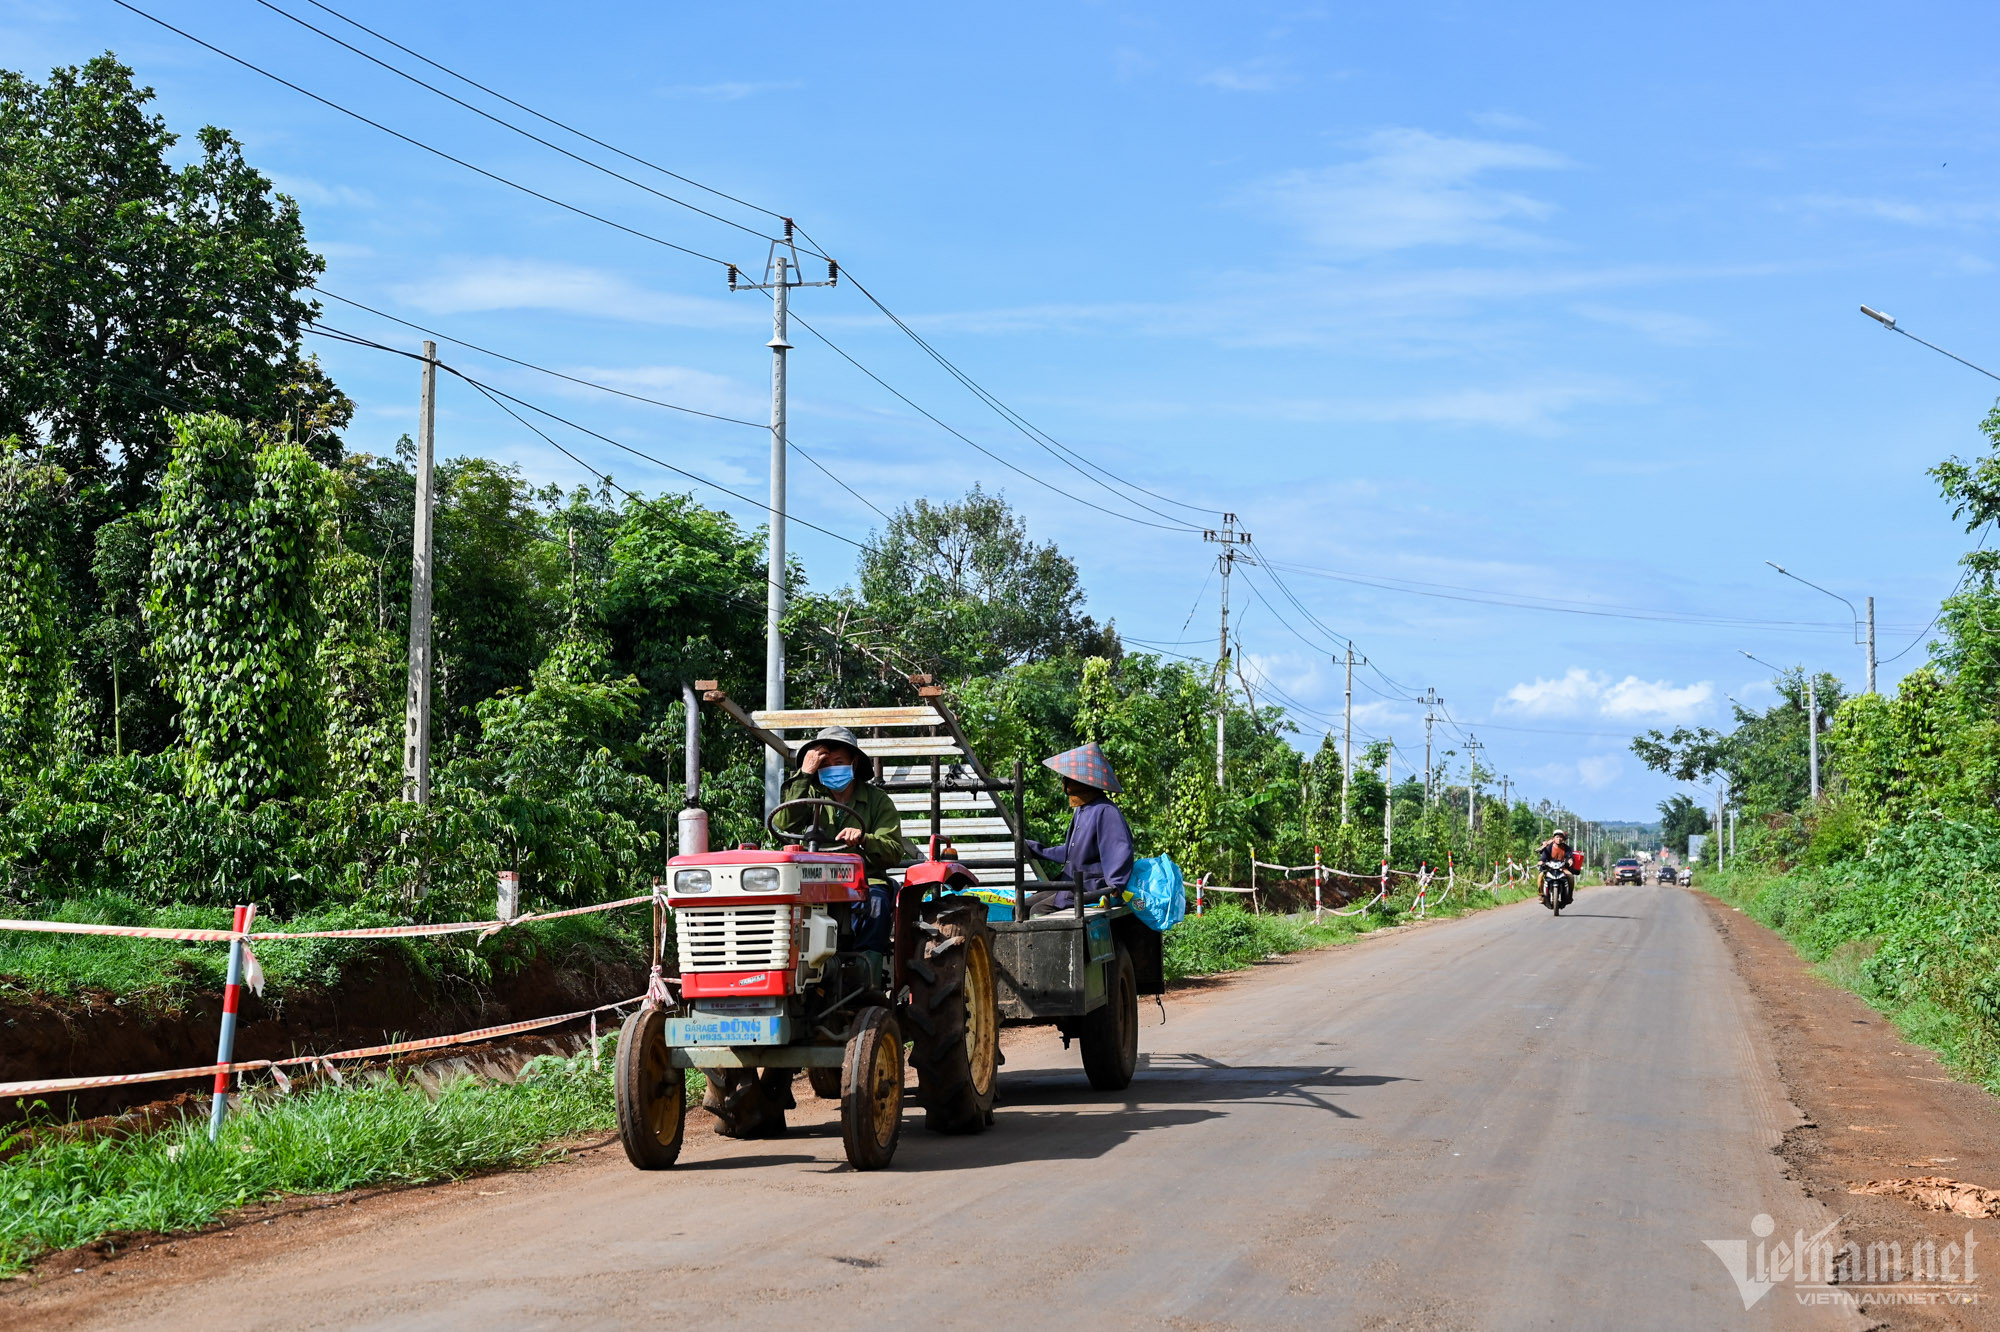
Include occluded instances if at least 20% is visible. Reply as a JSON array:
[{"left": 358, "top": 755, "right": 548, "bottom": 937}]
[
  {"left": 858, "top": 485, "right": 1115, "bottom": 679},
  {"left": 0, "top": 56, "right": 349, "bottom": 502},
  {"left": 0, "top": 442, "right": 71, "bottom": 758},
  {"left": 1657, "top": 793, "right": 1711, "bottom": 855},
  {"left": 146, "top": 414, "right": 329, "bottom": 804}
]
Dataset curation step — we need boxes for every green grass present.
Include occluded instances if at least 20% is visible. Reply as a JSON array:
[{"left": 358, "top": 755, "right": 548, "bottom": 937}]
[
  {"left": 0, "top": 1042, "right": 639, "bottom": 1276},
  {"left": 1164, "top": 878, "right": 1537, "bottom": 981}
]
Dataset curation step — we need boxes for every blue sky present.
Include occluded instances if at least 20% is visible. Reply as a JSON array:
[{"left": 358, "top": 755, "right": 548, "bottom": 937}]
[{"left": 11, "top": 0, "right": 2000, "bottom": 819}]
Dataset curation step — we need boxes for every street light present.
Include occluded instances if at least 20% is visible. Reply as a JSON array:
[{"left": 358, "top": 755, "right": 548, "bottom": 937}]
[
  {"left": 1765, "top": 560, "right": 1873, "bottom": 692},
  {"left": 1740, "top": 650, "right": 1820, "bottom": 802},
  {"left": 1859, "top": 305, "right": 2000, "bottom": 384}
]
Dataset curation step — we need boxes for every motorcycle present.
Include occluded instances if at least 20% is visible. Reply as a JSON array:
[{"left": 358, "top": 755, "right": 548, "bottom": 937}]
[{"left": 1540, "top": 862, "right": 1574, "bottom": 916}]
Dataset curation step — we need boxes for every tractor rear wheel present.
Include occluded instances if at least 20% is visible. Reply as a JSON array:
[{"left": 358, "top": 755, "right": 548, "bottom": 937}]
[
  {"left": 702, "top": 1066, "right": 791, "bottom": 1138},
  {"left": 614, "top": 1006, "right": 686, "bottom": 1169},
  {"left": 840, "top": 1005, "right": 903, "bottom": 1170},
  {"left": 903, "top": 896, "right": 999, "bottom": 1134},
  {"left": 807, "top": 1065, "right": 844, "bottom": 1099},
  {"left": 1079, "top": 943, "right": 1139, "bottom": 1091}
]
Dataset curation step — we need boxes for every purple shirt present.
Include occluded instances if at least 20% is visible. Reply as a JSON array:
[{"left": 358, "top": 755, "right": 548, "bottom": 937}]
[{"left": 1033, "top": 798, "right": 1135, "bottom": 896}]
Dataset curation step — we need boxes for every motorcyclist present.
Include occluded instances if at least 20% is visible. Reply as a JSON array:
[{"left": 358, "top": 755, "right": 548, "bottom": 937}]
[{"left": 1537, "top": 828, "right": 1576, "bottom": 910}]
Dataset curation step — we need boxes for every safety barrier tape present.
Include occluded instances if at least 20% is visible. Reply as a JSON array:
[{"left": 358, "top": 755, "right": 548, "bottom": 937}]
[
  {"left": 0, "top": 893, "right": 652, "bottom": 946},
  {"left": 0, "top": 995, "right": 645, "bottom": 1099}
]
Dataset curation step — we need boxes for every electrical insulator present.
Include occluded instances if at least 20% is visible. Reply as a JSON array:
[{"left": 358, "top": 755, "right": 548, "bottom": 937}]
[
  {"left": 727, "top": 264, "right": 737, "bottom": 290},
  {"left": 783, "top": 217, "right": 794, "bottom": 240},
  {"left": 827, "top": 259, "right": 838, "bottom": 285}
]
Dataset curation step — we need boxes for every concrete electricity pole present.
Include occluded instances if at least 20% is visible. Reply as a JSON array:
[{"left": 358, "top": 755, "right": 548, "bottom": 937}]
[
  {"left": 1465, "top": 733, "right": 1484, "bottom": 850},
  {"left": 402, "top": 340, "right": 438, "bottom": 806},
  {"left": 1807, "top": 674, "right": 1820, "bottom": 802},
  {"left": 1339, "top": 643, "right": 1358, "bottom": 824},
  {"left": 1204, "top": 515, "right": 1251, "bottom": 790},
  {"left": 1867, "top": 596, "right": 1877, "bottom": 694},
  {"left": 1419, "top": 688, "right": 1443, "bottom": 808},
  {"left": 1383, "top": 740, "right": 1393, "bottom": 862},
  {"left": 732, "top": 229, "right": 836, "bottom": 815}
]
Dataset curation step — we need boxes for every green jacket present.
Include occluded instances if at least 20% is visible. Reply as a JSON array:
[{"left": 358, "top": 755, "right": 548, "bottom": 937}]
[{"left": 774, "top": 772, "right": 913, "bottom": 880}]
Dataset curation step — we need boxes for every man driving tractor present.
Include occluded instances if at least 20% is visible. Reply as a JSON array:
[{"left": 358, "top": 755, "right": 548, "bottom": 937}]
[{"left": 772, "top": 725, "right": 914, "bottom": 956}]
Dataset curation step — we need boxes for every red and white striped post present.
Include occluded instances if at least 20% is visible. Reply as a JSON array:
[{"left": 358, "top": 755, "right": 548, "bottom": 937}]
[
  {"left": 208, "top": 903, "right": 251, "bottom": 1141},
  {"left": 1379, "top": 859, "right": 1388, "bottom": 902},
  {"left": 1195, "top": 875, "right": 1206, "bottom": 917},
  {"left": 1448, "top": 851, "right": 1456, "bottom": 897}
]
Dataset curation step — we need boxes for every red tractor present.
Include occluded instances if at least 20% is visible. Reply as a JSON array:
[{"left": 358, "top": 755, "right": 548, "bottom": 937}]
[{"left": 614, "top": 797, "right": 998, "bottom": 1171}]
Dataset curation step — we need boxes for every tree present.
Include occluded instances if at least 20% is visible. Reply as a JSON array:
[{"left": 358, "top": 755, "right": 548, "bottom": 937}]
[
  {"left": 1657, "top": 793, "right": 1711, "bottom": 856},
  {"left": 858, "top": 485, "right": 1115, "bottom": 680},
  {"left": 146, "top": 414, "right": 328, "bottom": 805},
  {"left": 0, "top": 442, "right": 71, "bottom": 758},
  {"left": 0, "top": 56, "right": 349, "bottom": 504}
]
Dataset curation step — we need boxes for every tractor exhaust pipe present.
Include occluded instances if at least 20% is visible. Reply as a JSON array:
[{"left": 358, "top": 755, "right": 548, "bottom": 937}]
[{"left": 680, "top": 681, "right": 709, "bottom": 856}]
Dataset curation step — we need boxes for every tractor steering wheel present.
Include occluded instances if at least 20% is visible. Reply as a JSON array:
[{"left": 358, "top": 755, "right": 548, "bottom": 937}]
[{"left": 765, "top": 797, "right": 866, "bottom": 853}]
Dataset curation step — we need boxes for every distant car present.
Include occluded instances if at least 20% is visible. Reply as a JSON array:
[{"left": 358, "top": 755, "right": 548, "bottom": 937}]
[
  {"left": 1612, "top": 857, "right": 1645, "bottom": 885},
  {"left": 1655, "top": 865, "right": 1678, "bottom": 885}
]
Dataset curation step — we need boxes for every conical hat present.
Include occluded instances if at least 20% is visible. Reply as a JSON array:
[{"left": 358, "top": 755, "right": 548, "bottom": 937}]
[{"left": 1043, "top": 741, "right": 1121, "bottom": 794}]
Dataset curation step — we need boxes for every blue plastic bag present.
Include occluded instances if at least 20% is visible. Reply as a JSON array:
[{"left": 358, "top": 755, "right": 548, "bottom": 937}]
[{"left": 1125, "top": 855, "right": 1185, "bottom": 933}]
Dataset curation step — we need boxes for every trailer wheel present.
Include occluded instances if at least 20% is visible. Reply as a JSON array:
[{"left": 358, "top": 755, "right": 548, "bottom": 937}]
[
  {"left": 614, "top": 1006, "right": 686, "bottom": 1169},
  {"left": 702, "top": 1066, "right": 790, "bottom": 1138},
  {"left": 1079, "top": 943, "right": 1138, "bottom": 1091},
  {"left": 807, "top": 1065, "right": 844, "bottom": 1099},
  {"left": 905, "top": 897, "right": 999, "bottom": 1134},
  {"left": 841, "top": 1005, "right": 903, "bottom": 1170}
]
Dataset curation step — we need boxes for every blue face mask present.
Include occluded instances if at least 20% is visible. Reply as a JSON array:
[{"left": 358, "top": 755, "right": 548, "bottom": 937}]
[{"left": 819, "top": 764, "right": 855, "bottom": 792}]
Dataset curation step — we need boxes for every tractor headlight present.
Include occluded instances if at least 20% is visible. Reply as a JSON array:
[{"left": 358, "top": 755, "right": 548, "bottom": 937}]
[
  {"left": 673, "top": 869, "right": 712, "bottom": 894},
  {"left": 740, "top": 867, "right": 781, "bottom": 892}
]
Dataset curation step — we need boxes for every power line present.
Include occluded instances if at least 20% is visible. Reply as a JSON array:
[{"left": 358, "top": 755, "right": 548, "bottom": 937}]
[
  {"left": 305, "top": 323, "right": 869, "bottom": 549},
  {"left": 248, "top": 0, "right": 787, "bottom": 247},
  {"left": 109, "top": 0, "right": 743, "bottom": 272},
  {"left": 289, "top": 0, "right": 796, "bottom": 228},
  {"left": 304, "top": 300, "right": 888, "bottom": 520},
  {"left": 822, "top": 259, "right": 1226, "bottom": 522},
  {"left": 785, "top": 309, "right": 1203, "bottom": 533}
]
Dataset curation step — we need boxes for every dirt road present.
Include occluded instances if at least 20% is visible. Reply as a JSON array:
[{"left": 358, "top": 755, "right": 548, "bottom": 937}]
[{"left": 6, "top": 886, "right": 1912, "bottom": 1328}]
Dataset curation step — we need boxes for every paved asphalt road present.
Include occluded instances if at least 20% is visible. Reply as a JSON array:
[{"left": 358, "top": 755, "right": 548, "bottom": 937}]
[{"left": 42, "top": 885, "right": 1865, "bottom": 1330}]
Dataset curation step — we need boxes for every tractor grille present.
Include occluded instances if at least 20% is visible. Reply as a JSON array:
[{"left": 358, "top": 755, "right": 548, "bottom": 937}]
[{"left": 675, "top": 904, "right": 796, "bottom": 973}]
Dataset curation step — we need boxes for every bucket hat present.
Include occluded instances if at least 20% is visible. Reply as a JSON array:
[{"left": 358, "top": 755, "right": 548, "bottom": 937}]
[
  {"left": 1043, "top": 741, "right": 1121, "bottom": 794},
  {"left": 797, "top": 725, "right": 874, "bottom": 781}
]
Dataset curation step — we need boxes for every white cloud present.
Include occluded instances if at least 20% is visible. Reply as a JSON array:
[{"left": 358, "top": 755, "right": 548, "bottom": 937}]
[
  {"left": 1244, "top": 127, "right": 1570, "bottom": 255},
  {"left": 1799, "top": 194, "right": 2000, "bottom": 229},
  {"left": 1500, "top": 667, "right": 1712, "bottom": 724},
  {"left": 660, "top": 80, "right": 800, "bottom": 101},
  {"left": 393, "top": 259, "right": 749, "bottom": 328},
  {"left": 268, "top": 174, "right": 374, "bottom": 209},
  {"left": 1577, "top": 754, "right": 1624, "bottom": 789},
  {"left": 1198, "top": 60, "right": 1292, "bottom": 93},
  {"left": 1571, "top": 303, "right": 1720, "bottom": 346},
  {"left": 559, "top": 364, "right": 762, "bottom": 419},
  {"left": 1260, "top": 379, "right": 1627, "bottom": 432}
]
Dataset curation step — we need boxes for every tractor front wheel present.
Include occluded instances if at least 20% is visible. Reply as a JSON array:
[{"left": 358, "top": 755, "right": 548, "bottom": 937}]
[
  {"left": 1079, "top": 943, "right": 1139, "bottom": 1091},
  {"left": 840, "top": 1006, "right": 903, "bottom": 1170},
  {"left": 807, "top": 1065, "right": 843, "bottom": 1099},
  {"left": 904, "top": 897, "right": 999, "bottom": 1134},
  {"left": 614, "top": 1007, "right": 686, "bottom": 1169}
]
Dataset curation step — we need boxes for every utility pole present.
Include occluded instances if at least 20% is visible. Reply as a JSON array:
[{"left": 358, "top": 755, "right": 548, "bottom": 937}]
[
  {"left": 1204, "top": 514, "right": 1251, "bottom": 790},
  {"left": 731, "top": 227, "right": 836, "bottom": 816},
  {"left": 402, "top": 340, "right": 438, "bottom": 806},
  {"left": 1807, "top": 674, "right": 1820, "bottom": 802},
  {"left": 1465, "top": 733, "right": 1484, "bottom": 850},
  {"left": 1866, "top": 596, "right": 1877, "bottom": 694},
  {"left": 1383, "top": 739, "right": 1393, "bottom": 862},
  {"left": 1340, "top": 643, "right": 1356, "bottom": 824},
  {"left": 1419, "top": 688, "right": 1443, "bottom": 808}
]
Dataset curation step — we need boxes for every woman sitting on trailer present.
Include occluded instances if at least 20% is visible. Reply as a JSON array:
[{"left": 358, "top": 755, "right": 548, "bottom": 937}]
[{"left": 1024, "top": 742, "right": 1135, "bottom": 915}]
